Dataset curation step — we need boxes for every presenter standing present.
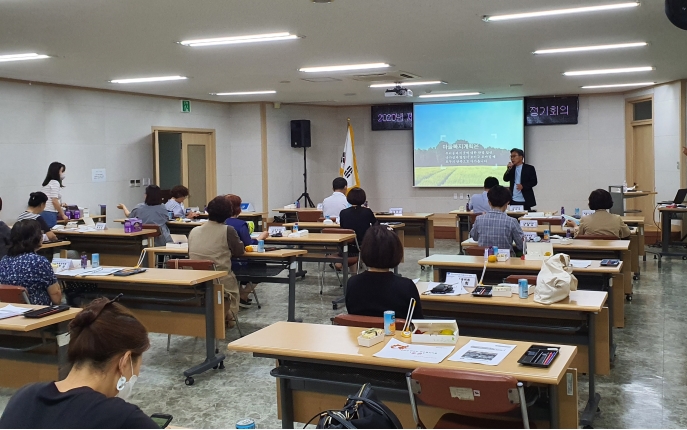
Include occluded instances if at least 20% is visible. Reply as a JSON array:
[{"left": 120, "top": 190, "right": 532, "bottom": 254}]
[{"left": 503, "top": 148, "right": 538, "bottom": 211}]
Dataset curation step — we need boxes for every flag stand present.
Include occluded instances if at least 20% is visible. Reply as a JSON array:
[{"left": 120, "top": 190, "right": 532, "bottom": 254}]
[{"left": 296, "top": 146, "right": 315, "bottom": 208}]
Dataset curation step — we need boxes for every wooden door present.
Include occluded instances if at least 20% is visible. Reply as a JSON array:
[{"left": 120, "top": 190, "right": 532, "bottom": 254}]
[
  {"left": 181, "top": 132, "right": 215, "bottom": 209},
  {"left": 626, "top": 124, "right": 655, "bottom": 222}
]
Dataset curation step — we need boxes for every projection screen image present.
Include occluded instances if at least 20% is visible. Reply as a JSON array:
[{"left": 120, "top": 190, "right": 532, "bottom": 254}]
[{"left": 413, "top": 99, "right": 524, "bottom": 187}]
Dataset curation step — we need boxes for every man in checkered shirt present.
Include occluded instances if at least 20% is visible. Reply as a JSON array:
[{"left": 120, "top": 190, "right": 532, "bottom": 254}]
[{"left": 470, "top": 185, "right": 524, "bottom": 255}]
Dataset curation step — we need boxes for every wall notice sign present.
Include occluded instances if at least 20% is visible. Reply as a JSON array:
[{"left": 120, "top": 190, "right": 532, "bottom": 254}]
[
  {"left": 181, "top": 100, "right": 191, "bottom": 113},
  {"left": 92, "top": 169, "right": 106, "bottom": 183}
]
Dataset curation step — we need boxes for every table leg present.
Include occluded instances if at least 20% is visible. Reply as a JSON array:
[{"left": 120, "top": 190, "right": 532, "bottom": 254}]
[
  {"left": 342, "top": 244, "right": 349, "bottom": 293},
  {"left": 56, "top": 321, "right": 71, "bottom": 380},
  {"left": 287, "top": 257, "right": 299, "bottom": 323},
  {"left": 549, "top": 383, "right": 560, "bottom": 429},
  {"left": 660, "top": 212, "right": 671, "bottom": 267},
  {"left": 580, "top": 313, "right": 601, "bottom": 427},
  {"left": 182, "top": 280, "right": 226, "bottom": 383},
  {"left": 640, "top": 225, "right": 646, "bottom": 261},
  {"left": 279, "top": 377, "right": 295, "bottom": 429},
  {"left": 424, "top": 220, "right": 430, "bottom": 257}
]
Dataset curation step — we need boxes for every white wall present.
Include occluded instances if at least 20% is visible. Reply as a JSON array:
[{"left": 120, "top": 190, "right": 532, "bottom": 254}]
[
  {"left": 264, "top": 95, "right": 628, "bottom": 215},
  {"left": 0, "top": 80, "right": 258, "bottom": 225}
]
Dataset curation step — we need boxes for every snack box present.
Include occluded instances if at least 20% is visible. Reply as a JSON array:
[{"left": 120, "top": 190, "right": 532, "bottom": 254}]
[
  {"left": 491, "top": 285, "right": 512, "bottom": 297},
  {"left": 410, "top": 319, "right": 458, "bottom": 344},
  {"left": 357, "top": 328, "right": 385, "bottom": 347},
  {"left": 166, "top": 242, "right": 188, "bottom": 249},
  {"left": 496, "top": 283, "right": 535, "bottom": 296}
]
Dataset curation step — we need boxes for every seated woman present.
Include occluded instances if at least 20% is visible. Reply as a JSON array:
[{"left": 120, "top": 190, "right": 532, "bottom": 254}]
[
  {"left": 188, "top": 195, "right": 246, "bottom": 326},
  {"left": 117, "top": 185, "right": 172, "bottom": 246},
  {"left": 566, "top": 189, "right": 631, "bottom": 239},
  {"left": 17, "top": 191, "right": 58, "bottom": 242},
  {"left": 0, "top": 197, "right": 10, "bottom": 259},
  {"left": 165, "top": 185, "right": 199, "bottom": 219},
  {"left": 224, "top": 194, "right": 268, "bottom": 308},
  {"left": 345, "top": 224, "right": 423, "bottom": 319},
  {"left": 338, "top": 187, "right": 377, "bottom": 254},
  {"left": 0, "top": 297, "right": 157, "bottom": 429},
  {"left": 0, "top": 220, "right": 62, "bottom": 305}
]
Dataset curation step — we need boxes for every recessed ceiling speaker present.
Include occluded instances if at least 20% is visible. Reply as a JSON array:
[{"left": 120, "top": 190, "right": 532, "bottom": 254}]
[{"left": 666, "top": 0, "right": 687, "bottom": 30}]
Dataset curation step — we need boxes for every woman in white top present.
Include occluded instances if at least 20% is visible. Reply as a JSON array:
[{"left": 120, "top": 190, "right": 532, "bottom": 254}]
[
  {"left": 41, "top": 162, "right": 67, "bottom": 228},
  {"left": 165, "top": 185, "right": 199, "bottom": 219}
]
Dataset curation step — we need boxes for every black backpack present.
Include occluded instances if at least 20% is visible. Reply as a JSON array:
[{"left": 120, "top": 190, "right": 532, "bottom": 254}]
[{"left": 308, "top": 383, "right": 402, "bottom": 429}]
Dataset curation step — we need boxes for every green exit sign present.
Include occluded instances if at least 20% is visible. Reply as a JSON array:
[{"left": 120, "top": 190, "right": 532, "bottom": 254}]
[{"left": 181, "top": 100, "right": 191, "bottom": 113}]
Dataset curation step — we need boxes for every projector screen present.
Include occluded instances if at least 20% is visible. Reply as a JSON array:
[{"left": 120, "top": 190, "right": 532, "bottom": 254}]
[{"left": 413, "top": 99, "right": 524, "bottom": 187}]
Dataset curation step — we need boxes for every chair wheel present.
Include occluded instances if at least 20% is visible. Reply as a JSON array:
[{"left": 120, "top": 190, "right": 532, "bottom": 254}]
[
  {"left": 654, "top": 255, "right": 658, "bottom": 259},
  {"left": 682, "top": 256, "right": 687, "bottom": 260},
  {"left": 219, "top": 361, "right": 225, "bottom": 370},
  {"left": 633, "top": 275, "right": 639, "bottom": 280},
  {"left": 420, "top": 265, "right": 426, "bottom": 271},
  {"left": 185, "top": 377, "right": 194, "bottom": 386},
  {"left": 626, "top": 295, "right": 633, "bottom": 301},
  {"left": 332, "top": 304, "right": 338, "bottom": 310},
  {"left": 213, "top": 365, "right": 218, "bottom": 369}
]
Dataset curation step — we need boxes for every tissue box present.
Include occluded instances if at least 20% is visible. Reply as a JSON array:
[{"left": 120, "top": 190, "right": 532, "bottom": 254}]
[
  {"left": 491, "top": 285, "right": 512, "bottom": 297},
  {"left": 410, "top": 319, "right": 459, "bottom": 344},
  {"left": 496, "top": 249, "right": 510, "bottom": 262},
  {"left": 124, "top": 218, "right": 143, "bottom": 233},
  {"left": 288, "top": 229, "right": 309, "bottom": 237},
  {"left": 357, "top": 328, "right": 385, "bottom": 347}
]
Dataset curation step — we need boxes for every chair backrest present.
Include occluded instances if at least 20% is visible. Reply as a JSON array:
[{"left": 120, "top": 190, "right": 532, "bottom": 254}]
[
  {"left": 576, "top": 234, "right": 619, "bottom": 240},
  {"left": 166, "top": 259, "right": 215, "bottom": 271},
  {"left": 409, "top": 368, "right": 521, "bottom": 414},
  {"left": 504, "top": 275, "right": 538, "bottom": 285},
  {"left": 142, "top": 224, "right": 162, "bottom": 238},
  {"left": 297, "top": 211, "right": 323, "bottom": 222},
  {"left": 465, "top": 245, "right": 488, "bottom": 256},
  {"left": 0, "top": 284, "right": 30, "bottom": 304},
  {"left": 333, "top": 313, "right": 407, "bottom": 331},
  {"left": 468, "top": 212, "right": 483, "bottom": 224}
]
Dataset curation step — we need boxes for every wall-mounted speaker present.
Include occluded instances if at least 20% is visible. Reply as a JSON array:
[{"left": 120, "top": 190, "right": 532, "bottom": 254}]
[
  {"left": 290, "top": 120, "right": 311, "bottom": 148},
  {"left": 666, "top": 0, "right": 687, "bottom": 30}
]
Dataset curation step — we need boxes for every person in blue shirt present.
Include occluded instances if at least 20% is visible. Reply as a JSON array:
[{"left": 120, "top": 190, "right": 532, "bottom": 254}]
[
  {"left": 468, "top": 177, "right": 499, "bottom": 213},
  {"left": 224, "top": 194, "right": 268, "bottom": 308},
  {"left": 470, "top": 185, "right": 524, "bottom": 255},
  {"left": 0, "top": 220, "right": 62, "bottom": 305},
  {"left": 503, "top": 148, "right": 538, "bottom": 211}
]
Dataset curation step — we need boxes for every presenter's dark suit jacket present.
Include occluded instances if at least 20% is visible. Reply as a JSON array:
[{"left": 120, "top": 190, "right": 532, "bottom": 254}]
[{"left": 503, "top": 163, "right": 538, "bottom": 208}]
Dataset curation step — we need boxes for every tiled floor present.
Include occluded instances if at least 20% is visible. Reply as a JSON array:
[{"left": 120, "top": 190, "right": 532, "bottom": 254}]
[{"left": 0, "top": 239, "right": 685, "bottom": 428}]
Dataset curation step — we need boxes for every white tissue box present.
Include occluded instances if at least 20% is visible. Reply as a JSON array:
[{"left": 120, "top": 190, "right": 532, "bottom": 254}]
[{"left": 166, "top": 243, "right": 188, "bottom": 249}]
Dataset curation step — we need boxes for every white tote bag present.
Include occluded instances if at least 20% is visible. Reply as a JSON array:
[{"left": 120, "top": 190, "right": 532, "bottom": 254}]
[{"left": 534, "top": 253, "right": 578, "bottom": 304}]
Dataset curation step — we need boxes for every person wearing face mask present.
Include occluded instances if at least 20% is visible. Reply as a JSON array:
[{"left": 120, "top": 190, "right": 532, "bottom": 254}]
[
  {"left": 40, "top": 161, "right": 68, "bottom": 228},
  {"left": 0, "top": 296, "right": 158, "bottom": 429}
]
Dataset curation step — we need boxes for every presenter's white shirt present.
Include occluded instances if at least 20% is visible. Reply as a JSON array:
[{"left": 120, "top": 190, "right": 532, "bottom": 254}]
[{"left": 322, "top": 192, "right": 349, "bottom": 220}]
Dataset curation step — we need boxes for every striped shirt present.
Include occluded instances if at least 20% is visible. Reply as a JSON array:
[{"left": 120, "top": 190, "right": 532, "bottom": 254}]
[
  {"left": 41, "top": 180, "right": 62, "bottom": 212},
  {"left": 469, "top": 210, "right": 524, "bottom": 254},
  {"left": 16, "top": 211, "right": 50, "bottom": 234},
  {"left": 165, "top": 199, "right": 185, "bottom": 218}
]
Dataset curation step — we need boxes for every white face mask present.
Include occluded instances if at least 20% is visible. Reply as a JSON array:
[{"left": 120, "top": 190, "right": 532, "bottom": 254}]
[
  {"left": 60, "top": 173, "right": 66, "bottom": 180},
  {"left": 116, "top": 357, "right": 138, "bottom": 401}
]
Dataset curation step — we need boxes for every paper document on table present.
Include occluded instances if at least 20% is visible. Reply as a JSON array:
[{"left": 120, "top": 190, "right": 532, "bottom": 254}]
[
  {"left": 59, "top": 267, "right": 125, "bottom": 277},
  {"left": 424, "top": 282, "right": 469, "bottom": 296},
  {"left": 449, "top": 340, "right": 516, "bottom": 366},
  {"left": 0, "top": 304, "right": 29, "bottom": 320},
  {"left": 569, "top": 260, "right": 592, "bottom": 268},
  {"left": 373, "top": 339, "right": 454, "bottom": 364}
]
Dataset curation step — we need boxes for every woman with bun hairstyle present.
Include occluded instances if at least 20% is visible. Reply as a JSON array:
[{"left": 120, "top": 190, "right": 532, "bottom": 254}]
[
  {"left": 16, "top": 191, "right": 58, "bottom": 242},
  {"left": 0, "top": 296, "right": 158, "bottom": 429},
  {"left": 0, "top": 220, "right": 62, "bottom": 305},
  {"left": 0, "top": 197, "right": 10, "bottom": 259},
  {"left": 41, "top": 161, "right": 68, "bottom": 228}
]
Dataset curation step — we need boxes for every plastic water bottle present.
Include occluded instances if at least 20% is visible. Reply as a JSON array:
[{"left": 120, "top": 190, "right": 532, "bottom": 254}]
[
  {"left": 80, "top": 252, "right": 88, "bottom": 269},
  {"left": 295, "top": 200, "right": 300, "bottom": 209},
  {"left": 560, "top": 206, "right": 565, "bottom": 215},
  {"left": 566, "top": 229, "right": 572, "bottom": 238},
  {"left": 483, "top": 248, "right": 489, "bottom": 261},
  {"left": 293, "top": 223, "right": 299, "bottom": 233},
  {"left": 574, "top": 208, "right": 580, "bottom": 217}
]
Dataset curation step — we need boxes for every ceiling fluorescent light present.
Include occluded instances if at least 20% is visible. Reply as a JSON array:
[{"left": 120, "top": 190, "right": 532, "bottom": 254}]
[
  {"left": 564, "top": 66, "right": 653, "bottom": 76},
  {"left": 0, "top": 53, "right": 50, "bottom": 63},
  {"left": 299, "top": 63, "right": 390, "bottom": 73},
  {"left": 211, "top": 90, "right": 276, "bottom": 96},
  {"left": 180, "top": 32, "right": 299, "bottom": 47},
  {"left": 109, "top": 75, "right": 187, "bottom": 84},
  {"left": 581, "top": 82, "right": 655, "bottom": 89},
  {"left": 418, "top": 92, "right": 481, "bottom": 98},
  {"left": 484, "top": 2, "right": 639, "bottom": 22},
  {"left": 369, "top": 81, "right": 444, "bottom": 88},
  {"left": 534, "top": 42, "right": 647, "bottom": 55}
]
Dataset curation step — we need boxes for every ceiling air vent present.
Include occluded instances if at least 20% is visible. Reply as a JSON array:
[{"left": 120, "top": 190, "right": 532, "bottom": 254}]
[
  {"left": 350, "top": 70, "right": 422, "bottom": 83},
  {"left": 301, "top": 77, "right": 342, "bottom": 83}
]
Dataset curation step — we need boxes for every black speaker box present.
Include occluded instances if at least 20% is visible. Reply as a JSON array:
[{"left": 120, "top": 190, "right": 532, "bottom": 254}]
[
  {"left": 666, "top": 0, "right": 687, "bottom": 30},
  {"left": 291, "top": 120, "right": 311, "bottom": 148}
]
